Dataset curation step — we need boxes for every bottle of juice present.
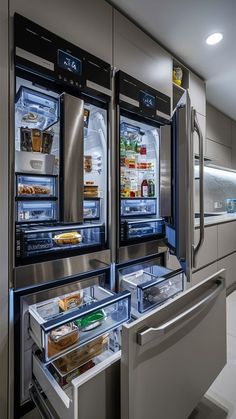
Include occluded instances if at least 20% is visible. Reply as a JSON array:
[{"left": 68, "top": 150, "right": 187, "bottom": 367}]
[{"left": 141, "top": 179, "right": 148, "bottom": 197}]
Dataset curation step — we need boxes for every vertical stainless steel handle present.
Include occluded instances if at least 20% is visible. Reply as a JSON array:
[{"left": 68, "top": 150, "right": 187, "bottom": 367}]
[
  {"left": 192, "top": 110, "right": 204, "bottom": 268},
  {"left": 61, "top": 93, "right": 84, "bottom": 223}
]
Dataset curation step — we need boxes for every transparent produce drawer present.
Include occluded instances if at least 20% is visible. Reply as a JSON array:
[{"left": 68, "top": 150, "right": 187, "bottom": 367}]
[
  {"left": 121, "top": 199, "right": 156, "bottom": 217},
  {"left": 120, "top": 266, "right": 184, "bottom": 313},
  {"left": 83, "top": 199, "right": 100, "bottom": 220},
  {"left": 16, "top": 173, "right": 57, "bottom": 198},
  {"left": 29, "top": 282, "right": 131, "bottom": 362},
  {"left": 16, "top": 200, "right": 57, "bottom": 222},
  {"left": 15, "top": 86, "right": 59, "bottom": 130},
  {"left": 17, "top": 223, "right": 105, "bottom": 259}
]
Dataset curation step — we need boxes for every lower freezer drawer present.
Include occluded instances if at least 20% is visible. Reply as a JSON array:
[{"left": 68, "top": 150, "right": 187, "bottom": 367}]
[{"left": 32, "top": 349, "right": 121, "bottom": 419}]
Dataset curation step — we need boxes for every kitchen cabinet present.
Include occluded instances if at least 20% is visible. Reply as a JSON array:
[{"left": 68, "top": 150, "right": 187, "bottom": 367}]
[
  {"left": 205, "top": 138, "right": 232, "bottom": 168},
  {"left": 218, "top": 221, "right": 236, "bottom": 258},
  {"left": 191, "top": 262, "right": 218, "bottom": 287},
  {"left": 113, "top": 10, "right": 172, "bottom": 98},
  {"left": 206, "top": 103, "right": 231, "bottom": 148},
  {"left": 189, "top": 71, "right": 206, "bottom": 117},
  {"left": 10, "top": 0, "right": 113, "bottom": 64},
  {"left": 193, "top": 112, "right": 206, "bottom": 156},
  {"left": 194, "top": 225, "right": 218, "bottom": 270},
  {"left": 218, "top": 253, "right": 236, "bottom": 291},
  {"left": 231, "top": 120, "right": 236, "bottom": 169}
]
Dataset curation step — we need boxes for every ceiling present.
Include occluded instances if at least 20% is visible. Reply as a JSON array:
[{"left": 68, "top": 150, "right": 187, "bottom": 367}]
[{"left": 110, "top": 0, "right": 236, "bottom": 120}]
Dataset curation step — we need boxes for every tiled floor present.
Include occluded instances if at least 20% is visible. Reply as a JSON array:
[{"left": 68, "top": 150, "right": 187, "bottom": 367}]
[{"left": 22, "top": 291, "right": 236, "bottom": 419}]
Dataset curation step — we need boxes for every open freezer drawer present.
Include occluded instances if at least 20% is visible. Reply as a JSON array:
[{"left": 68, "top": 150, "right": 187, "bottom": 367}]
[
  {"left": 121, "top": 271, "right": 226, "bottom": 419},
  {"left": 32, "top": 271, "right": 226, "bottom": 419}
]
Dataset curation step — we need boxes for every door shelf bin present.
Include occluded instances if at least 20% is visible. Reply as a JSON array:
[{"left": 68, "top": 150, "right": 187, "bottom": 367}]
[
  {"left": 16, "top": 200, "right": 57, "bottom": 223},
  {"left": 83, "top": 199, "right": 100, "bottom": 220},
  {"left": 121, "top": 266, "right": 184, "bottom": 313},
  {"left": 121, "top": 218, "right": 165, "bottom": 243},
  {"left": 16, "top": 223, "right": 105, "bottom": 260},
  {"left": 29, "top": 281, "right": 131, "bottom": 362},
  {"left": 120, "top": 198, "right": 156, "bottom": 217},
  {"left": 16, "top": 173, "right": 57, "bottom": 198}
]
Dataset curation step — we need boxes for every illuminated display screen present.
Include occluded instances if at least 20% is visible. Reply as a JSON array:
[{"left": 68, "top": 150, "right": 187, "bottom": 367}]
[
  {"left": 57, "top": 49, "right": 82, "bottom": 75},
  {"left": 140, "top": 91, "right": 156, "bottom": 109}
]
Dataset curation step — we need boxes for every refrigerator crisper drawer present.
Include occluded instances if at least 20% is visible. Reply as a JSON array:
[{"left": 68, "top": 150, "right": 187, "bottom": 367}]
[
  {"left": 121, "top": 266, "right": 184, "bottom": 313},
  {"left": 83, "top": 199, "right": 100, "bottom": 220},
  {"left": 120, "top": 198, "right": 156, "bottom": 217},
  {"left": 32, "top": 349, "right": 121, "bottom": 419},
  {"left": 16, "top": 200, "right": 57, "bottom": 223},
  {"left": 17, "top": 223, "right": 105, "bottom": 259},
  {"left": 121, "top": 218, "right": 165, "bottom": 243},
  {"left": 29, "top": 284, "right": 131, "bottom": 362},
  {"left": 16, "top": 173, "right": 57, "bottom": 198}
]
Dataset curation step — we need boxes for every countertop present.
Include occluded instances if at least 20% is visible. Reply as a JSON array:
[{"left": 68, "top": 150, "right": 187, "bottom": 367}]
[{"left": 195, "top": 212, "right": 236, "bottom": 228}]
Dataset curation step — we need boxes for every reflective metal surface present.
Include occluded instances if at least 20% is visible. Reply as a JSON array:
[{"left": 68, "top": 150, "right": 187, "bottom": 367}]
[
  {"left": 61, "top": 93, "right": 84, "bottom": 223},
  {"left": 160, "top": 125, "right": 171, "bottom": 217},
  {"left": 14, "top": 249, "right": 111, "bottom": 290},
  {"left": 118, "top": 239, "right": 168, "bottom": 264},
  {"left": 86, "top": 80, "right": 112, "bottom": 97}
]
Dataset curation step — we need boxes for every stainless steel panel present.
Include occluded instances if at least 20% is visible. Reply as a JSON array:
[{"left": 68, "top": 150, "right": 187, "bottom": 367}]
[
  {"left": 119, "top": 94, "right": 139, "bottom": 108},
  {"left": 160, "top": 125, "right": 171, "bottom": 217},
  {"left": 175, "top": 91, "right": 193, "bottom": 281},
  {"left": 14, "top": 249, "right": 111, "bottom": 290},
  {"left": 15, "top": 47, "right": 55, "bottom": 71},
  {"left": 118, "top": 240, "right": 168, "bottom": 264},
  {"left": 0, "top": 1, "right": 9, "bottom": 417},
  {"left": 61, "top": 93, "right": 84, "bottom": 223},
  {"left": 121, "top": 270, "right": 226, "bottom": 419},
  {"left": 86, "top": 80, "right": 112, "bottom": 97}
]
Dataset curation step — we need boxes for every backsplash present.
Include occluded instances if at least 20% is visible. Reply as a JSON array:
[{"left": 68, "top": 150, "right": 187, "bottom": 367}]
[{"left": 195, "top": 166, "right": 236, "bottom": 213}]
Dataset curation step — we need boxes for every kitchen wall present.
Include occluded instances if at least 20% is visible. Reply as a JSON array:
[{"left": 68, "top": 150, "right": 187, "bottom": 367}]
[{"left": 195, "top": 166, "right": 236, "bottom": 213}]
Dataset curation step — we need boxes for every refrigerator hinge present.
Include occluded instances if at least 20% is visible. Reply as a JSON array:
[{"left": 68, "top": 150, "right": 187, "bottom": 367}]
[{"left": 111, "top": 66, "right": 117, "bottom": 78}]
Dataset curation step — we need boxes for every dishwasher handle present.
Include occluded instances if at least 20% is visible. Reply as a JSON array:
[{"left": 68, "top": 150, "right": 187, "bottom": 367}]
[
  {"left": 192, "top": 109, "right": 205, "bottom": 268},
  {"left": 137, "top": 278, "right": 223, "bottom": 346}
]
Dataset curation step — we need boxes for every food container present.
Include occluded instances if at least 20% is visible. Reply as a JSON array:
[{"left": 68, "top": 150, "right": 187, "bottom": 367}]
[
  {"left": 48, "top": 323, "right": 79, "bottom": 357},
  {"left": 15, "top": 151, "right": 55, "bottom": 175},
  {"left": 42, "top": 131, "right": 54, "bottom": 154},
  {"left": 59, "top": 291, "right": 83, "bottom": 311},
  {"left": 50, "top": 359, "right": 95, "bottom": 389},
  {"left": 84, "top": 185, "right": 99, "bottom": 198},
  {"left": 31, "top": 129, "right": 42, "bottom": 152},
  {"left": 74, "top": 309, "right": 106, "bottom": 331},
  {"left": 54, "top": 231, "right": 82, "bottom": 246},
  {"left": 20, "top": 127, "right": 32, "bottom": 152}
]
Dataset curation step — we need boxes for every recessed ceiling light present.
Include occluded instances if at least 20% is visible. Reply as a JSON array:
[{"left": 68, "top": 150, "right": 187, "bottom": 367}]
[{"left": 206, "top": 32, "right": 223, "bottom": 45}]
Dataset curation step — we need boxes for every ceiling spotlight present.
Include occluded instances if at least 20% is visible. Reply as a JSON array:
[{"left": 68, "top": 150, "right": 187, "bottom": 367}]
[{"left": 206, "top": 32, "right": 223, "bottom": 45}]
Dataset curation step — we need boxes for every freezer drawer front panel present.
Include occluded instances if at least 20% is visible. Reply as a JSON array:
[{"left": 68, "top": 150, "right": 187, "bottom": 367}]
[{"left": 121, "top": 271, "right": 226, "bottom": 419}]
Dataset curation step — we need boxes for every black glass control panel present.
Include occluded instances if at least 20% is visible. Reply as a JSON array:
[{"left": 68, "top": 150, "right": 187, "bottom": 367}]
[
  {"left": 117, "top": 71, "right": 171, "bottom": 119},
  {"left": 14, "top": 14, "right": 111, "bottom": 93}
]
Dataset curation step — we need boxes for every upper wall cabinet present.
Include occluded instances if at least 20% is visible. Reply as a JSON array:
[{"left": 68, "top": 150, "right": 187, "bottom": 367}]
[
  {"left": 206, "top": 103, "right": 231, "bottom": 147},
  {"left": 10, "top": 0, "right": 113, "bottom": 64},
  {"left": 113, "top": 10, "right": 172, "bottom": 98},
  {"left": 189, "top": 71, "right": 206, "bottom": 116}
]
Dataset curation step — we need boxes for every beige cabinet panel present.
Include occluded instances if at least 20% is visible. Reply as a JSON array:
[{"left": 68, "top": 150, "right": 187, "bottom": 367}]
[
  {"left": 231, "top": 120, "right": 236, "bottom": 169},
  {"left": 189, "top": 72, "right": 206, "bottom": 116},
  {"left": 10, "top": 0, "right": 113, "bottom": 64},
  {"left": 205, "top": 139, "right": 231, "bottom": 168},
  {"left": 113, "top": 10, "right": 172, "bottom": 98},
  {"left": 191, "top": 263, "right": 218, "bottom": 287},
  {"left": 193, "top": 112, "right": 206, "bottom": 156},
  {"left": 206, "top": 103, "right": 231, "bottom": 147},
  {"left": 218, "top": 221, "right": 236, "bottom": 258},
  {"left": 218, "top": 253, "right": 236, "bottom": 290},
  {"left": 194, "top": 225, "right": 218, "bottom": 270}
]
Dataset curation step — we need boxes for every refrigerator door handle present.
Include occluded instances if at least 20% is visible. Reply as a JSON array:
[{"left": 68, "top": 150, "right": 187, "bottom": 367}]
[
  {"left": 192, "top": 109, "right": 205, "bottom": 268},
  {"left": 60, "top": 93, "right": 84, "bottom": 223},
  {"left": 137, "top": 277, "right": 223, "bottom": 346}
]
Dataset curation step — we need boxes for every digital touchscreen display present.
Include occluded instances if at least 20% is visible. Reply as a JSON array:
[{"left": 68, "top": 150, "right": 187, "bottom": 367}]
[
  {"left": 140, "top": 91, "right": 156, "bottom": 110},
  {"left": 57, "top": 49, "right": 82, "bottom": 75}
]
